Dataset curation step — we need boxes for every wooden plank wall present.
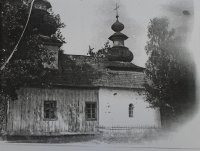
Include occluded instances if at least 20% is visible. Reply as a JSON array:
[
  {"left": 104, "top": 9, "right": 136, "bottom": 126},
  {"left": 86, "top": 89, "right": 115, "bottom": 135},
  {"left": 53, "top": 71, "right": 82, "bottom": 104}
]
[{"left": 7, "top": 87, "right": 99, "bottom": 136}]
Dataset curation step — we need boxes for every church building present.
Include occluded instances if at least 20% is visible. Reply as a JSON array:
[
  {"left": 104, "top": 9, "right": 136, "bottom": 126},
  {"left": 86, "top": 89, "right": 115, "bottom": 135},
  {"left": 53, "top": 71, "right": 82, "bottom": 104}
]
[{"left": 6, "top": 1, "right": 161, "bottom": 137}]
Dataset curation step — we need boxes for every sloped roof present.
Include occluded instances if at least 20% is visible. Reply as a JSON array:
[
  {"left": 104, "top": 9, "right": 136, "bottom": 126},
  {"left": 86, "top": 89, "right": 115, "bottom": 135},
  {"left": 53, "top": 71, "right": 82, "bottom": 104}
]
[
  {"left": 94, "top": 71, "right": 146, "bottom": 89},
  {"left": 50, "top": 53, "right": 146, "bottom": 89}
]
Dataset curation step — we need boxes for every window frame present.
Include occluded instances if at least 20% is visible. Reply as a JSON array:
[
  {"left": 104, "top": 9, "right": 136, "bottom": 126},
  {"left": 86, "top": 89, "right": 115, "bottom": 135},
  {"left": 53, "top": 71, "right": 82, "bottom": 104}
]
[
  {"left": 129, "top": 103, "right": 134, "bottom": 118},
  {"left": 43, "top": 100, "right": 57, "bottom": 121},
  {"left": 85, "top": 102, "right": 97, "bottom": 121}
]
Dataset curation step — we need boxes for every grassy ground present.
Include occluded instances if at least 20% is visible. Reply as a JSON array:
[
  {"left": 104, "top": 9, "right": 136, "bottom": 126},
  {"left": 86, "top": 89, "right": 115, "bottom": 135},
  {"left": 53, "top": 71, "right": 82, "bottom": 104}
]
[{"left": 1, "top": 128, "right": 165, "bottom": 144}]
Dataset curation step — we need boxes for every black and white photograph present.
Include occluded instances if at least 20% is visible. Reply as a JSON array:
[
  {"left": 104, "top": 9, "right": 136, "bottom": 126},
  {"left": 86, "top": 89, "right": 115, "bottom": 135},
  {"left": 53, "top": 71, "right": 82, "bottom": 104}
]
[{"left": 0, "top": 0, "right": 200, "bottom": 150}]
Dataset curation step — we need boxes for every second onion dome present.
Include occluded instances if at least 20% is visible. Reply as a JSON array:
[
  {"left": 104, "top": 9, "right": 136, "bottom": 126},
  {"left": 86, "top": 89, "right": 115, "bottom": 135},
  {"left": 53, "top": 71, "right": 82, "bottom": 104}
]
[
  {"left": 29, "top": 0, "right": 57, "bottom": 36},
  {"left": 111, "top": 16, "right": 124, "bottom": 32}
]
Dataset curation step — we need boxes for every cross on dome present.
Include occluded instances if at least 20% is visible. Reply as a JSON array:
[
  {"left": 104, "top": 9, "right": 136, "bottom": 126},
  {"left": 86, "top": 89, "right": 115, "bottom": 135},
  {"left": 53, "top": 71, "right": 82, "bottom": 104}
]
[{"left": 114, "top": 3, "right": 120, "bottom": 19}]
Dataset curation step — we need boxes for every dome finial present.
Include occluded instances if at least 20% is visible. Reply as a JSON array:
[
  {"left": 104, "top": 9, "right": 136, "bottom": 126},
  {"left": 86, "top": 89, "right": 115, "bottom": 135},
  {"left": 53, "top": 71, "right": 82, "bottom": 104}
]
[
  {"left": 111, "top": 3, "right": 124, "bottom": 32},
  {"left": 114, "top": 3, "right": 120, "bottom": 20}
]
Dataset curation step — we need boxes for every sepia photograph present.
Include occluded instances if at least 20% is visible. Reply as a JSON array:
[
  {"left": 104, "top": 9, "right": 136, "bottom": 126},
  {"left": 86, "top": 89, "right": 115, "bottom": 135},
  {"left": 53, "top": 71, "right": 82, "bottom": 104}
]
[{"left": 0, "top": 0, "right": 200, "bottom": 150}]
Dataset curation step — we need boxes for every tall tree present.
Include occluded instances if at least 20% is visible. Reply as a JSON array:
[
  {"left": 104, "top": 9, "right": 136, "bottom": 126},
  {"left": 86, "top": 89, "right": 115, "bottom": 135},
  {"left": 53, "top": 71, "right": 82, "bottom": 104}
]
[
  {"left": 0, "top": 0, "right": 65, "bottom": 132},
  {"left": 0, "top": 0, "right": 65, "bottom": 98},
  {"left": 144, "top": 17, "right": 196, "bottom": 126}
]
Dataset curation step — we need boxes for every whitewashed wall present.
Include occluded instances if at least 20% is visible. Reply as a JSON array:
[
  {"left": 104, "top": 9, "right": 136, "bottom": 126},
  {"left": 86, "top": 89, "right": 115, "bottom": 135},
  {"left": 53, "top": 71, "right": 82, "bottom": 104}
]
[{"left": 99, "top": 88, "right": 161, "bottom": 127}]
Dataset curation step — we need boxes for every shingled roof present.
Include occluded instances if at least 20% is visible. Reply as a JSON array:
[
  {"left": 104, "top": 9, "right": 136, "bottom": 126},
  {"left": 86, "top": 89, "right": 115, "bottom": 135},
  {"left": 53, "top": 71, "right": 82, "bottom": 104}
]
[{"left": 50, "top": 53, "right": 146, "bottom": 89}]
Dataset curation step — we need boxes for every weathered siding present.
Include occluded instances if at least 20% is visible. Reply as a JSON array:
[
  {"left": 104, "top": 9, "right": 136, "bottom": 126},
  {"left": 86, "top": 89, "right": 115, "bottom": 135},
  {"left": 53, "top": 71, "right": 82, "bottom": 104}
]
[
  {"left": 7, "top": 88, "right": 99, "bottom": 136},
  {"left": 99, "top": 88, "right": 161, "bottom": 127},
  {"left": 0, "top": 96, "right": 8, "bottom": 132}
]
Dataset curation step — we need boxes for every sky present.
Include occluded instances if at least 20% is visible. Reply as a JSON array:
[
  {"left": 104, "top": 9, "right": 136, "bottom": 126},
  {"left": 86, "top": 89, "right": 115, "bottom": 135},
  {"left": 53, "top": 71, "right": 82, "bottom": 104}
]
[{"left": 48, "top": 0, "right": 193, "bottom": 67}]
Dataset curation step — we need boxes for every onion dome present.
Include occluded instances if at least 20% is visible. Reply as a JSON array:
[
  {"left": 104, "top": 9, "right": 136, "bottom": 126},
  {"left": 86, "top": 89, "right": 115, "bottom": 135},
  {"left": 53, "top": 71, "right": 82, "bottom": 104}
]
[
  {"left": 107, "top": 15, "right": 134, "bottom": 62},
  {"left": 30, "top": 0, "right": 57, "bottom": 36},
  {"left": 107, "top": 46, "right": 134, "bottom": 62},
  {"left": 30, "top": 9, "right": 57, "bottom": 36},
  {"left": 111, "top": 18, "right": 124, "bottom": 32}
]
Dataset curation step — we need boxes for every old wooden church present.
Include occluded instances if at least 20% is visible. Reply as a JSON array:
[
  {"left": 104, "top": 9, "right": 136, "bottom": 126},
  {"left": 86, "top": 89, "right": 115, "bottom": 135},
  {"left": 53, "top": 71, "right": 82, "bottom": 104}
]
[{"left": 6, "top": 1, "right": 161, "bottom": 136}]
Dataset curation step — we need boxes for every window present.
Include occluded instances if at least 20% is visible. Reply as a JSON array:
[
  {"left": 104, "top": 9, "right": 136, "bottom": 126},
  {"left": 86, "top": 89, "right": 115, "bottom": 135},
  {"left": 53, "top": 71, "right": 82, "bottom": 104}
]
[
  {"left": 44, "top": 101, "right": 57, "bottom": 120},
  {"left": 85, "top": 102, "right": 97, "bottom": 121},
  {"left": 129, "top": 104, "right": 134, "bottom": 118}
]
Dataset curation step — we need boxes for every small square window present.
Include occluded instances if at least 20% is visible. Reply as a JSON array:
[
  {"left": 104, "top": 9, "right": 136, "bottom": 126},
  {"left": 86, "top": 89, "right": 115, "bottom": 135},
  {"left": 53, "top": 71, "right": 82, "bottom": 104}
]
[
  {"left": 44, "top": 101, "right": 57, "bottom": 120},
  {"left": 85, "top": 102, "right": 97, "bottom": 121}
]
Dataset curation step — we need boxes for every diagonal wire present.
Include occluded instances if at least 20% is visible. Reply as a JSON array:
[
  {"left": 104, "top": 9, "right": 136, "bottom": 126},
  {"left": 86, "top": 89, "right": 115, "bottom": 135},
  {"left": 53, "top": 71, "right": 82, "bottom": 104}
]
[{"left": 0, "top": 0, "right": 35, "bottom": 71}]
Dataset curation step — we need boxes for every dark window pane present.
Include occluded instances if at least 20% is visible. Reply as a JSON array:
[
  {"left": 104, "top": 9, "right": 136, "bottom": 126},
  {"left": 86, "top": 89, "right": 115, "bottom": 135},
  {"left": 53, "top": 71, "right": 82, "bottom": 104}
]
[
  {"left": 86, "top": 109, "right": 91, "bottom": 114},
  {"left": 45, "top": 110, "right": 50, "bottom": 118},
  {"left": 85, "top": 102, "right": 97, "bottom": 120},
  {"left": 86, "top": 104, "right": 90, "bottom": 108},
  {"left": 86, "top": 113, "right": 91, "bottom": 118},
  {"left": 45, "top": 104, "right": 50, "bottom": 108},
  {"left": 44, "top": 101, "right": 56, "bottom": 120},
  {"left": 92, "top": 113, "right": 96, "bottom": 118},
  {"left": 92, "top": 104, "right": 95, "bottom": 108},
  {"left": 92, "top": 108, "right": 95, "bottom": 114}
]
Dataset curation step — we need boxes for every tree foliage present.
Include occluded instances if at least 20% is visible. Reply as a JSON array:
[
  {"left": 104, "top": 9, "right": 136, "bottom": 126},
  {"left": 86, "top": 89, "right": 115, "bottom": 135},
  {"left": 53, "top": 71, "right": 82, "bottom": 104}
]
[
  {"left": 0, "top": 0, "right": 65, "bottom": 98},
  {"left": 87, "top": 41, "right": 111, "bottom": 58},
  {"left": 144, "top": 17, "right": 196, "bottom": 124}
]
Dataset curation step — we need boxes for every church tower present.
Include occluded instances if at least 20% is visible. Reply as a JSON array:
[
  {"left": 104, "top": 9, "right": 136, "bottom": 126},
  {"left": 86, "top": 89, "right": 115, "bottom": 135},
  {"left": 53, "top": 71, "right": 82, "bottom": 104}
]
[
  {"left": 33, "top": 0, "right": 62, "bottom": 69},
  {"left": 107, "top": 5, "right": 134, "bottom": 62}
]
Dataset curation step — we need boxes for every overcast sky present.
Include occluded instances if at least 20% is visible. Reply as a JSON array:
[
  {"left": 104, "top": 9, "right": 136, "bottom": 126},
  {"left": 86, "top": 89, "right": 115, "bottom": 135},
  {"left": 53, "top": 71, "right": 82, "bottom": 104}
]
[{"left": 48, "top": 0, "right": 193, "bottom": 67}]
